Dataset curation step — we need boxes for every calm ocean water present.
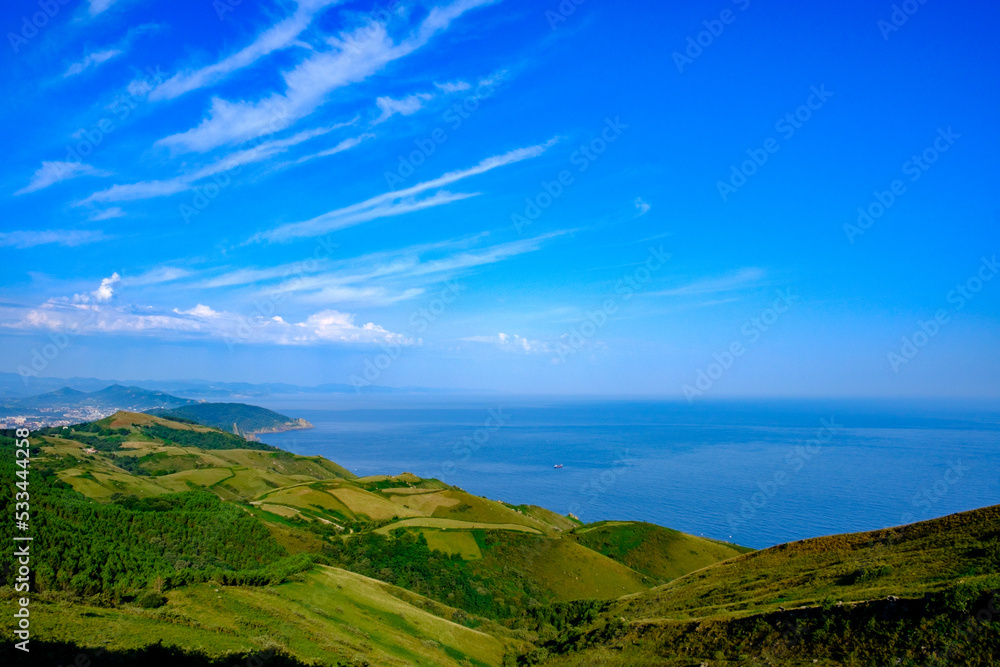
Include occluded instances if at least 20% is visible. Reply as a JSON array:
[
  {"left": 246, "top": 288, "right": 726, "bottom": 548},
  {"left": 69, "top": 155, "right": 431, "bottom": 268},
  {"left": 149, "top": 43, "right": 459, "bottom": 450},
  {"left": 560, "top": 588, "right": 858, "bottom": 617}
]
[{"left": 254, "top": 396, "right": 1000, "bottom": 549}]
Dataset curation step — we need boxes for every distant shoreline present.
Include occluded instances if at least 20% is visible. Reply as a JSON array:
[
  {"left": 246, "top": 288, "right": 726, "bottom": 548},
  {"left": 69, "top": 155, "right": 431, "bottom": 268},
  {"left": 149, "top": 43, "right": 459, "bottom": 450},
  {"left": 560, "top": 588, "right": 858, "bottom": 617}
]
[{"left": 243, "top": 417, "right": 314, "bottom": 440}]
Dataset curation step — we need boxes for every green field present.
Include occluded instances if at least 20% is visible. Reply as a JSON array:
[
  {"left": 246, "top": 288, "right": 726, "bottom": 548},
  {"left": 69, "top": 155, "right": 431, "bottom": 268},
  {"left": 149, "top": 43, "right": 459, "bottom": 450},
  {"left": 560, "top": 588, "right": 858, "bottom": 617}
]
[
  {"left": 375, "top": 517, "right": 543, "bottom": 534},
  {"left": 571, "top": 521, "right": 749, "bottom": 583},
  {"left": 421, "top": 529, "right": 484, "bottom": 559},
  {"left": 2, "top": 567, "right": 508, "bottom": 666}
]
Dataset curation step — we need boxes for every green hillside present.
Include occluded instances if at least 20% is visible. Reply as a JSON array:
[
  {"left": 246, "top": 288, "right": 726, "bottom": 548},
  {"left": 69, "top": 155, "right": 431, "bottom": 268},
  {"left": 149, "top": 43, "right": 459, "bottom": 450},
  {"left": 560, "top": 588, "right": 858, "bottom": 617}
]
[
  {"left": 0, "top": 413, "right": 747, "bottom": 666},
  {"left": 148, "top": 402, "right": 313, "bottom": 436},
  {"left": 516, "top": 507, "right": 1000, "bottom": 666},
  {"left": 570, "top": 521, "right": 751, "bottom": 584}
]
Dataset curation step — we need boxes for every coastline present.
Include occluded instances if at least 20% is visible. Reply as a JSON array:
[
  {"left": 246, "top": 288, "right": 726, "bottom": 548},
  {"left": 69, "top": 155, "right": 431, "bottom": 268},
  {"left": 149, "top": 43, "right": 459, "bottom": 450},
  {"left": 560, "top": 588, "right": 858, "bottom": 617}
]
[{"left": 243, "top": 417, "right": 314, "bottom": 440}]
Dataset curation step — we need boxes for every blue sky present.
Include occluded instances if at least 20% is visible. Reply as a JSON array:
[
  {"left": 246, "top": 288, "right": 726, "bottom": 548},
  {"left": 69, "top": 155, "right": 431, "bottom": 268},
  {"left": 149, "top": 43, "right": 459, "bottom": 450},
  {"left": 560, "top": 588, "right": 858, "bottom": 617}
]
[{"left": 0, "top": 0, "right": 998, "bottom": 397}]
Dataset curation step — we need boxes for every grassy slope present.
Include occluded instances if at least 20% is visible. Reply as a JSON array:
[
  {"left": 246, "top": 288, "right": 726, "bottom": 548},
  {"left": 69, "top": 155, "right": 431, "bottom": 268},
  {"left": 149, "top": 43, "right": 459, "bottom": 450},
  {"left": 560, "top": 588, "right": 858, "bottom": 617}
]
[
  {"left": 570, "top": 521, "right": 750, "bottom": 583},
  {"left": 616, "top": 504, "right": 1000, "bottom": 621},
  {"left": 45, "top": 414, "right": 353, "bottom": 502},
  {"left": 529, "top": 506, "right": 1000, "bottom": 666},
  {"left": 3, "top": 567, "right": 508, "bottom": 667},
  {"left": 488, "top": 534, "right": 650, "bottom": 600}
]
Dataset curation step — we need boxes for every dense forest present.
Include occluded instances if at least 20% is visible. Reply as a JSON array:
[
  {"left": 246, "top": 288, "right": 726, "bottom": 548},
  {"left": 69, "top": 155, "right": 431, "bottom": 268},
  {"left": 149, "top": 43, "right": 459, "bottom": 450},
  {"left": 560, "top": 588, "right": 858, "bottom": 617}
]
[{"left": 0, "top": 442, "right": 305, "bottom": 601}]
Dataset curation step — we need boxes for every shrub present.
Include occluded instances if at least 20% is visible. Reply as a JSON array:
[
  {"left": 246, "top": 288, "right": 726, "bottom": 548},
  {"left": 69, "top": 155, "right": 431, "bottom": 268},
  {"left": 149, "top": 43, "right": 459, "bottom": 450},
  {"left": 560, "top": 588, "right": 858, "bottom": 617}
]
[{"left": 136, "top": 592, "right": 167, "bottom": 609}]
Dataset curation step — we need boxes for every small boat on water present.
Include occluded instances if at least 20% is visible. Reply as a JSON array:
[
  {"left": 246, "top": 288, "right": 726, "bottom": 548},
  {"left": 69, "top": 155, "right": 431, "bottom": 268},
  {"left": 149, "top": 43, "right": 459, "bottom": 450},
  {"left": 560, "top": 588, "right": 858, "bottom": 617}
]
[{"left": 553, "top": 464, "right": 564, "bottom": 469}]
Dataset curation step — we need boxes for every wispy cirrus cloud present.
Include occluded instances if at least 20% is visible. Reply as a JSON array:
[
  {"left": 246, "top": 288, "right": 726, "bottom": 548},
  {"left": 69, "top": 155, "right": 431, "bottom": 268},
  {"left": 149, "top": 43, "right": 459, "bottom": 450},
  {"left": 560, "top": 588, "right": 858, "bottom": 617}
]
[
  {"left": 64, "top": 49, "right": 122, "bottom": 77},
  {"left": 373, "top": 92, "right": 434, "bottom": 124},
  {"left": 80, "top": 125, "right": 360, "bottom": 204},
  {"left": 462, "top": 332, "right": 550, "bottom": 354},
  {"left": 15, "top": 161, "right": 110, "bottom": 195},
  {"left": 266, "top": 132, "right": 372, "bottom": 171},
  {"left": 88, "top": 207, "right": 126, "bottom": 221},
  {"left": 64, "top": 24, "right": 159, "bottom": 78},
  {"left": 435, "top": 81, "right": 472, "bottom": 93},
  {"left": 651, "top": 268, "right": 766, "bottom": 297},
  {"left": 156, "top": 0, "right": 496, "bottom": 153},
  {"left": 121, "top": 266, "right": 193, "bottom": 287},
  {"left": 371, "top": 74, "right": 498, "bottom": 125},
  {"left": 191, "top": 230, "right": 566, "bottom": 312},
  {"left": 253, "top": 230, "right": 568, "bottom": 307},
  {"left": 88, "top": 0, "right": 120, "bottom": 17},
  {"left": 254, "top": 139, "right": 557, "bottom": 243},
  {"left": 80, "top": 179, "right": 189, "bottom": 204},
  {"left": 149, "top": 0, "right": 343, "bottom": 101},
  {"left": 0, "top": 230, "right": 108, "bottom": 249}
]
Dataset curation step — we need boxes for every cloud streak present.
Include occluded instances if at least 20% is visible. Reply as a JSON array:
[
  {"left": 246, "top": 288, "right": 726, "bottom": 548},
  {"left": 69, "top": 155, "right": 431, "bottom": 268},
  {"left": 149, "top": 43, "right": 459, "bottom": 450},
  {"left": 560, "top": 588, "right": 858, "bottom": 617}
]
[
  {"left": 0, "top": 230, "right": 108, "bottom": 249},
  {"left": 651, "top": 268, "right": 766, "bottom": 297},
  {"left": 149, "top": 0, "right": 343, "bottom": 101},
  {"left": 88, "top": 0, "right": 120, "bottom": 17},
  {"left": 81, "top": 125, "right": 362, "bottom": 204},
  {"left": 64, "top": 49, "right": 122, "bottom": 77},
  {"left": 254, "top": 230, "right": 568, "bottom": 307},
  {"left": 462, "top": 332, "right": 550, "bottom": 354},
  {"left": 255, "top": 139, "right": 556, "bottom": 242},
  {"left": 156, "top": 0, "right": 495, "bottom": 153},
  {"left": 16, "top": 161, "right": 110, "bottom": 195},
  {"left": 373, "top": 93, "right": 433, "bottom": 124}
]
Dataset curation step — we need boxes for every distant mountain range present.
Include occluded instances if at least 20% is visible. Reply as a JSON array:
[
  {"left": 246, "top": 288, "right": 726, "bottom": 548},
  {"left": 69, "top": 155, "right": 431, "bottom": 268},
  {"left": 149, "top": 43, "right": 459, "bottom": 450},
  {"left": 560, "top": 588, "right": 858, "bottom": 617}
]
[
  {"left": 4, "top": 384, "right": 198, "bottom": 411},
  {"left": 0, "top": 372, "right": 448, "bottom": 400},
  {"left": 2, "top": 385, "right": 314, "bottom": 435}
]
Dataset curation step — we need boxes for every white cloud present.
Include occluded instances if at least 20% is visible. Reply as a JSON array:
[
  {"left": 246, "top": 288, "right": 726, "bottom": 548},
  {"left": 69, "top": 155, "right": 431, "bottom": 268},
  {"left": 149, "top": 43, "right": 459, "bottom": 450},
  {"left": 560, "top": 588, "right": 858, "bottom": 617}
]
[
  {"left": 435, "top": 81, "right": 471, "bottom": 93},
  {"left": 296, "top": 309, "right": 414, "bottom": 344},
  {"left": 69, "top": 273, "right": 120, "bottom": 304},
  {"left": 371, "top": 73, "right": 499, "bottom": 125},
  {"left": 15, "top": 161, "right": 110, "bottom": 195},
  {"left": 401, "top": 231, "right": 567, "bottom": 279},
  {"left": 92, "top": 273, "right": 120, "bottom": 303},
  {"left": 156, "top": 0, "right": 495, "bottom": 153},
  {"left": 127, "top": 76, "right": 155, "bottom": 99},
  {"left": 88, "top": 0, "right": 120, "bottom": 16},
  {"left": 4, "top": 296, "right": 413, "bottom": 347},
  {"left": 373, "top": 93, "right": 433, "bottom": 124},
  {"left": 463, "top": 332, "right": 550, "bottom": 354},
  {"left": 149, "top": 0, "right": 343, "bottom": 101},
  {"left": 121, "top": 267, "right": 193, "bottom": 287},
  {"left": 634, "top": 197, "right": 651, "bottom": 216},
  {"left": 275, "top": 132, "right": 373, "bottom": 169},
  {"left": 186, "top": 125, "right": 339, "bottom": 181},
  {"left": 81, "top": 179, "right": 190, "bottom": 204},
  {"left": 81, "top": 125, "right": 359, "bottom": 204},
  {"left": 254, "top": 230, "right": 567, "bottom": 307},
  {"left": 174, "top": 304, "right": 221, "bottom": 319},
  {"left": 651, "top": 268, "right": 766, "bottom": 297},
  {"left": 255, "top": 139, "right": 557, "bottom": 242},
  {"left": 5, "top": 270, "right": 412, "bottom": 346},
  {"left": 64, "top": 49, "right": 122, "bottom": 77},
  {"left": 0, "top": 230, "right": 108, "bottom": 249},
  {"left": 88, "top": 207, "right": 125, "bottom": 221}
]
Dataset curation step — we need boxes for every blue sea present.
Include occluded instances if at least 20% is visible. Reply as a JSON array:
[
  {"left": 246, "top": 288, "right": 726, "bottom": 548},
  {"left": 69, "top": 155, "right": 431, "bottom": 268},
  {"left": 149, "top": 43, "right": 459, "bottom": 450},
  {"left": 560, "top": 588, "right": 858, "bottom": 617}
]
[{"left": 255, "top": 396, "right": 1000, "bottom": 549}]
